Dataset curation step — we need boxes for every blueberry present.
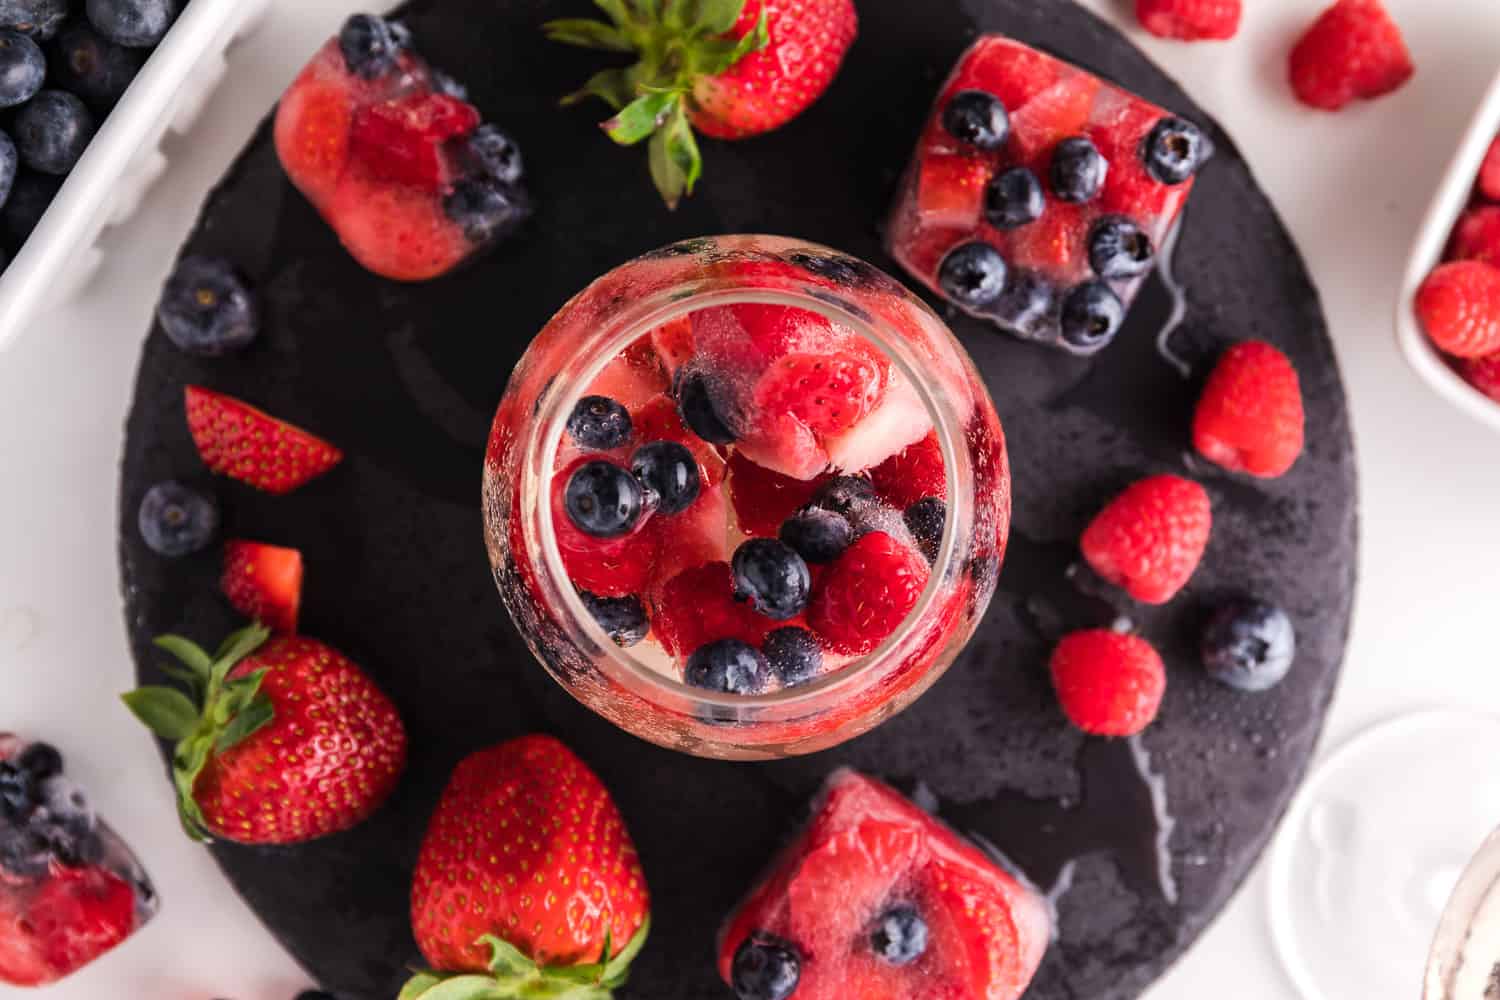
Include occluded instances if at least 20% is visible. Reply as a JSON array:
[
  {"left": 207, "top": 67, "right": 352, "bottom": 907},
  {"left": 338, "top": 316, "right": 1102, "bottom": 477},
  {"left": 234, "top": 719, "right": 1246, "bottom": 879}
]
[
  {"left": 0, "top": 823, "right": 49, "bottom": 879},
  {"left": 86, "top": 0, "right": 176, "bottom": 48},
  {"left": 989, "top": 269, "right": 1055, "bottom": 339},
  {"left": 566, "top": 395, "right": 631, "bottom": 450},
  {"left": 563, "top": 460, "right": 643, "bottom": 538},
  {"left": 779, "top": 507, "right": 852, "bottom": 564},
  {"left": 904, "top": 498, "right": 946, "bottom": 563},
  {"left": 36, "top": 774, "right": 96, "bottom": 855},
  {"left": 871, "top": 905, "right": 929, "bottom": 965},
  {"left": 1143, "top": 116, "right": 1214, "bottom": 185},
  {"left": 732, "top": 539, "right": 810, "bottom": 620},
  {"left": 731, "top": 933, "right": 801, "bottom": 1000},
  {"left": 631, "top": 440, "right": 699, "bottom": 514},
  {"left": 938, "top": 242, "right": 1007, "bottom": 310},
  {"left": 942, "top": 90, "right": 1009, "bottom": 151},
  {"left": 1059, "top": 281, "right": 1124, "bottom": 352},
  {"left": 762, "top": 627, "right": 821, "bottom": 687},
  {"left": 0, "top": 761, "right": 35, "bottom": 818},
  {"left": 578, "top": 591, "right": 648, "bottom": 647},
  {"left": 984, "top": 166, "right": 1045, "bottom": 230},
  {"left": 14, "top": 90, "right": 94, "bottom": 174},
  {"left": 0, "top": 29, "right": 42, "bottom": 107},
  {"left": 157, "top": 255, "right": 258, "bottom": 356},
  {"left": 811, "top": 476, "right": 874, "bottom": 518},
  {"left": 675, "top": 371, "right": 736, "bottom": 445},
  {"left": 431, "top": 69, "right": 468, "bottom": 100},
  {"left": 787, "top": 251, "right": 882, "bottom": 287},
  {"left": 1201, "top": 599, "right": 1296, "bottom": 692},
  {"left": 0, "top": 0, "right": 67, "bottom": 40},
  {"left": 685, "top": 640, "right": 772, "bottom": 695},
  {"left": 1049, "top": 136, "right": 1107, "bottom": 203},
  {"left": 16, "top": 742, "right": 60, "bottom": 779},
  {"left": 443, "top": 178, "right": 530, "bottom": 245},
  {"left": 464, "top": 124, "right": 523, "bottom": 186},
  {"left": 1089, "top": 217, "right": 1154, "bottom": 280},
  {"left": 338, "top": 14, "right": 399, "bottom": 79},
  {"left": 49, "top": 21, "right": 143, "bottom": 111},
  {"left": 0, "top": 130, "right": 15, "bottom": 211},
  {"left": 138, "top": 481, "right": 218, "bottom": 557},
  {"left": 0, "top": 168, "right": 58, "bottom": 245},
  {"left": 385, "top": 20, "right": 413, "bottom": 49}
]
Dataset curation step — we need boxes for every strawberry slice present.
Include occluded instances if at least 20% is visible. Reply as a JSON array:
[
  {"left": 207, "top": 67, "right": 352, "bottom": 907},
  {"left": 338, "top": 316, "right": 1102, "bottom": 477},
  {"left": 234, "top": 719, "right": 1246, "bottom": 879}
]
[
  {"left": 869, "top": 431, "right": 947, "bottom": 508},
  {"left": 184, "top": 386, "right": 343, "bottom": 495},
  {"left": 917, "top": 154, "right": 991, "bottom": 229},
  {"left": 754, "top": 351, "right": 886, "bottom": 437},
  {"left": 1007, "top": 76, "right": 1101, "bottom": 163},
  {"left": 736, "top": 412, "right": 830, "bottom": 482},
  {"left": 587, "top": 336, "right": 670, "bottom": 411},
  {"left": 727, "top": 451, "right": 833, "bottom": 537},
  {"left": 222, "top": 540, "right": 304, "bottom": 634},
  {"left": 348, "top": 91, "right": 480, "bottom": 190},
  {"left": 649, "top": 561, "right": 777, "bottom": 658},
  {"left": 649, "top": 316, "right": 696, "bottom": 374}
]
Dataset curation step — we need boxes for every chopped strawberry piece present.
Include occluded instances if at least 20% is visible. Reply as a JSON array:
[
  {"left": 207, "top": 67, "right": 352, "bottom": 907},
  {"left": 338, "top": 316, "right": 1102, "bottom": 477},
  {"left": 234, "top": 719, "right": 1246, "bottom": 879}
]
[
  {"left": 1289, "top": 0, "right": 1413, "bottom": 111},
  {"left": 349, "top": 92, "right": 479, "bottom": 190},
  {"left": 693, "top": 302, "right": 839, "bottom": 370},
  {"left": 1462, "top": 353, "right": 1500, "bottom": 403},
  {"left": 917, "top": 154, "right": 991, "bottom": 228},
  {"left": 649, "top": 561, "right": 777, "bottom": 658},
  {"left": 869, "top": 431, "right": 947, "bottom": 508},
  {"left": 1192, "top": 341, "right": 1305, "bottom": 478},
  {"left": 1416, "top": 260, "right": 1500, "bottom": 358},
  {"left": 824, "top": 367, "right": 932, "bottom": 474},
  {"left": 327, "top": 173, "right": 476, "bottom": 282},
  {"left": 184, "top": 386, "right": 343, "bottom": 495},
  {"left": 271, "top": 60, "right": 352, "bottom": 209},
  {"left": 649, "top": 315, "right": 696, "bottom": 374},
  {"left": 1007, "top": 77, "right": 1101, "bottom": 163},
  {"left": 736, "top": 412, "right": 831, "bottom": 481},
  {"left": 3, "top": 866, "right": 138, "bottom": 986},
  {"left": 754, "top": 351, "right": 885, "bottom": 436},
  {"left": 1050, "top": 629, "right": 1166, "bottom": 736},
  {"left": 953, "top": 40, "right": 1058, "bottom": 112},
  {"left": 1449, "top": 205, "right": 1500, "bottom": 267},
  {"left": 1081, "top": 475, "right": 1211, "bottom": 605},
  {"left": 1090, "top": 101, "right": 1183, "bottom": 219},
  {"left": 1136, "top": 0, "right": 1242, "bottom": 41},
  {"left": 648, "top": 487, "right": 729, "bottom": 590},
  {"left": 551, "top": 457, "right": 659, "bottom": 597},
  {"left": 809, "top": 532, "right": 929, "bottom": 654},
  {"left": 587, "top": 336, "right": 670, "bottom": 411},
  {"left": 1007, "top": 201, "right": 1089, "bottom": 279},
  {"left": 632, "top": 394, "right": 726, "bottom": 487},
  {"left": 222, "top": 541, "right": 304, "bottom": 634},
  {"left": 1481, "top": 136, "right": 1500, "bottom": 203},
  {"left": 727, "top": 451, "right": 833, "bottom": 537}
]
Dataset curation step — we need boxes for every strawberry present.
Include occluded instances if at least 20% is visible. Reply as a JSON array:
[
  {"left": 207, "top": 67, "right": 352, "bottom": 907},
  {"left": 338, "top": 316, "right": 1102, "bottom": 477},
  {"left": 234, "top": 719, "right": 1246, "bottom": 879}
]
[
  {"left": 869, "top": 430, "right": 947, "bottom": 509},
  {"left": 727, "top": 451, "right": 831, "bottom": 537},
  {"left": 717, "top": 769, "right": 1049, "bottom": 1000},
  {"left": 348, "top": 91, "right": 480, "bottom": 190},
  {"left": 1416, "top": 260, "right": 1500, "bottom": 358},
  {"left": 221, "top": 540, "right": 303, "bottom": 634},
  {"left": 950, "top": 39, "right": 1058, "bottom": 112},
  {"left": 184, "top": 386, "right": 343, "bottom": 495},
  {"left": 327, "top": 174, "right": 481, "bottom": 282},
  {"left": 1192, "top": 340, "right": 1306, "bottom": 478},
  {"left": 0, "top": 865, "right": 138, "bottom": 987},
  {"left": 588, "top": 336, "right": 670, "bottom": 411},
  {"left": 404, "top": 735, "right": 649, "bottom": 997},
  {"left": 754, "top": 351, "right": 885, "bottom": 436},
  {"left": 809, "top": 532, "right": 930, "bottom": 655},
  {"left": 1136, "top": 0, "right": 1242, "bottom": 41},
  {"left": 1462, "top": 352, "right": 1500, "bottom": 403},
  {"left": 1049, "top": 629, "right": 1166, "bottom": 736},
  {"left": 552, "top": 456, "right": 660, "bottom": 598},
  {"left": 1481, "top": 135, "right": 1500, "bottom": 203},
  {"left": 649, "top": 316, "right": 696, "bottom": 374},
  {"left": 1081, "top": 475, "right": 1211, "bottom": 605},
  {"left": 916, "top": 154, "right": 990, "bottom": 228},
  {"left": 547, "top": 0, "right": 857, "bottom": 207},
  {"left": 1449, "top": 205, "right": 1500, "bottom": 267},
  {"left": 649, "top": 561, "right": 777, "bottom": 658},
  {"left": 1289, "top": 0, "right": 1413, "bottom": 112},
  {"left": 122, "top": 626, "right": 406, "bottom": 844},
  {"left": 271, "top": 48, "right": 353, "bottom": 210},
  {"left": 692, "top": 301, "right": 839, "bottom": 370},
  {"left": 1006, "top": 77, "right": 1101, "bottom": 163}
]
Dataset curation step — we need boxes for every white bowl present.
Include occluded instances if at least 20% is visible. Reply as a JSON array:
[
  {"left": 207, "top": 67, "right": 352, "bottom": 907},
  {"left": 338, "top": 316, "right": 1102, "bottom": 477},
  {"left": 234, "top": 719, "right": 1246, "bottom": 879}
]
[
  {"left": 0, "top": 0, "right": 270, "bottom": 353},
  {"left": 1396, "top": 67, "right": 1500, "bottom": 433}
]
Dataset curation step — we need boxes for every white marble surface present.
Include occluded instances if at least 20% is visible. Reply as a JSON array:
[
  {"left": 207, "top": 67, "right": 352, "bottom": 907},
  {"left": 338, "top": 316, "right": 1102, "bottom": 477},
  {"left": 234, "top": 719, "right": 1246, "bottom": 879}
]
[{"left": 4, "top": 0, "right": 1500, "bottom": 997}]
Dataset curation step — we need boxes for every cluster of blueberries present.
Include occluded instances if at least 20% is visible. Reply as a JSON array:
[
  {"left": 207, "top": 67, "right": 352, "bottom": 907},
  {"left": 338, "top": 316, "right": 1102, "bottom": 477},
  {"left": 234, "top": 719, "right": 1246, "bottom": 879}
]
[
  {"left": 0, "top": 741, "right": 103, "bottom": 879},
  {"left": 0, "top": 0, "right": 180, "bottom": 266}
]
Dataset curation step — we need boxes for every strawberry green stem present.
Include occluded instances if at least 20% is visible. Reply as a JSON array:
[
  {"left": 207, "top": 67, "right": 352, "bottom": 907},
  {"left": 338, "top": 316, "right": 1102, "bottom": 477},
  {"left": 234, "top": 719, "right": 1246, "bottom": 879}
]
[{"left": 398, "top": 920, "right": 651, "bottom": 1000}]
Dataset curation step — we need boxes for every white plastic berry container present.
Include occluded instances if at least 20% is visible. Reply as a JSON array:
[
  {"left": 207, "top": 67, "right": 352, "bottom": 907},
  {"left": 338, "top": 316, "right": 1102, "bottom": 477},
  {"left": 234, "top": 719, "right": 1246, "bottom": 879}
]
[
  {"left": 1396, "top": 66, "right": 1500, "bottom": 434},
  {"left": 0, "top": 0, "right": 270, "bottom": 353}
]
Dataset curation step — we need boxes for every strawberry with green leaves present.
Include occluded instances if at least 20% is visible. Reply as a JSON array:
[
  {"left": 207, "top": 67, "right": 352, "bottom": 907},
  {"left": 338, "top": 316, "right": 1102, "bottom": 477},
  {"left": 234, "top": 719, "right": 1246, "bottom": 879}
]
[
  {"left": 121, "top": 626, "right": 406, "bottom": 844},
  {"left": 547, "top": 0, "right": 857, "bottom": 207},
  {"left": 402, "top": 735, "right": 650, "bottom": 1000}
]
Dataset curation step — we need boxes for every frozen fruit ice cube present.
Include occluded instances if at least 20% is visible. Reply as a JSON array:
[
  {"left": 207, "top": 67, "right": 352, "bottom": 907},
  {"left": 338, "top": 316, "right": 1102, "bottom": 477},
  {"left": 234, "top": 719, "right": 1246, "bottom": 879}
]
[
  {"left": 718, "top": 769, "right": 1049, "bottom": 1000},
  {"left": 887, "top": 34, "right": 1211, "bottom": 355},
  {"left": 0, "top": 736, "right": 156, "bottom": 987}
]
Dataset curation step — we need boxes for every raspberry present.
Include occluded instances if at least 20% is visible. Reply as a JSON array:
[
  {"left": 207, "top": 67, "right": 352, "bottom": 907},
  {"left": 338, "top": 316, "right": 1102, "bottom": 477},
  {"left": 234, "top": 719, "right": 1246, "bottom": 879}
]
[
  {"left": 869, "top": 431, "right": 947, "bottom": 508},
  {"left": 754, "top": 351, "right": 885, "bottom": 436},
  {"left": 1192, "top": 340, "right": 1306, "bottom": 478},
  {"left": 727, "top": 451, "right": 832, "bottom": 537},
  {"left": 1289, "top": 0, "right": 1413, "bottom": 111},
  {"left": 1049, "top": 630, "right": 1166, "bottom": 736},
  {"left": 1081, "top": 475, "right": 1211, "bottom": 605},
  {"left": 1416, "top": 261, "right": 1500, "bottom": 358},
  {"left": 650, "top": 561, "right": 778, "bottom": 657},
  {"left": 1137, "top": 0, "right": 1241, "bottom": 40},
  {"left": 1449, "top": 206, "right": 1500, "bottom": 267},
  {"left": 809, "top": 532, "right": 930, "bottom": 655},
  {"left": 1462, "top": 353, "right": 1500, "bottom": 403},
  {"left": 1481, "top": 136, "right": 1500, "bottom": 203}
]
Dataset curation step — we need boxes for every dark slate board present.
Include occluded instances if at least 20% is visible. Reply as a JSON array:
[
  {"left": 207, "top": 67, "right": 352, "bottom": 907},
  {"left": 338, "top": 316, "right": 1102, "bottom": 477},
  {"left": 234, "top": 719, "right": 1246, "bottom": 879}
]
[{"left": 118, "top": 0, "right": 1357, "bottom": 997}]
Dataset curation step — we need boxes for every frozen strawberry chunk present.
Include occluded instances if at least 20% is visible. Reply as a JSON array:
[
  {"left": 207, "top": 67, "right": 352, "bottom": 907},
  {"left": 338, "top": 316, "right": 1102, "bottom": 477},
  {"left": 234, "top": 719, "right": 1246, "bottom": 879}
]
[
  {"left": 727, "top": 452, "right": 833, "bottom": 538},
  {"left": 887, "top": 35, "right": 1212, "bottom": 355},
  {"left": 718, "top": 770, "right": 1049, "bottom": 1000},
  {"left": 274, "top": 15, "right": 530, "bottom": 281}
]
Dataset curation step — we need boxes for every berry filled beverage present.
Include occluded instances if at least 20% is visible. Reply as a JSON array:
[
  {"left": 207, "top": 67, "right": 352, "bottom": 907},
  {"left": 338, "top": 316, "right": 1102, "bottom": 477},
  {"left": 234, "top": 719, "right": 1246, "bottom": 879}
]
[
  {"left": 0, "top": 735, "right": 157, "bottom": 987},
  {"left": 483, "top": 236, "right": 1009, "bottom": 759}
]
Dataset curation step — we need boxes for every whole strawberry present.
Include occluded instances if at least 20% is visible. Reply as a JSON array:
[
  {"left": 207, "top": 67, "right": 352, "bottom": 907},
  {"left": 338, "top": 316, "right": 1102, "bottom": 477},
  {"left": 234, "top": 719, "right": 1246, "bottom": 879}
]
[
  {"left": 546, "top": 0, "right": 857, "bottom": 207},
  {"left": 403, "top": 736, "right": 650, "bottom": 999},
  {"left": 1050, "top": 629, "right": 1166, "bottom": 737},
  {"left": 1193, "top": 340, "right": 1305, "bottom": 478},
  {"left": 122, "top": 626, "right": 406, "bottom": 843},
  {"left": 1081, "top": 475, "right": 1211, "bottom": 605}
]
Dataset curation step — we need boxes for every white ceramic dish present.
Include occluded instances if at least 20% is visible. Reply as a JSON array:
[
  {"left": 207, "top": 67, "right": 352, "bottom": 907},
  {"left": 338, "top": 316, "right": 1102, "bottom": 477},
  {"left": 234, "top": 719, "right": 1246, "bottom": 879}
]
[
  {"left": 0, "top": 0, "right": 270, "bottom": 353},
  {"left": 1396, "top": 66, "right": 1500, "bottom": 434}
]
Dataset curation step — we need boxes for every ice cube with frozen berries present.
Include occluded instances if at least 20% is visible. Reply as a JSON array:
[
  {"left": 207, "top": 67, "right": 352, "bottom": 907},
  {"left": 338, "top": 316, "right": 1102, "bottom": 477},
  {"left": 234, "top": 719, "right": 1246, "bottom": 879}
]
[
  {"left": 718, "top": 769, "right": 1050, "bottom": 1000},
  {"left": 0, "top": 735, "right": 157, "bottom": 987},
  {"left": 551, "top": 300, "right": 961, "bottom": 694},
  {"left": 886, "top": 34, "right": 1213, "bottom": 354},
  {"left": 274, "top": 14, "right": 530, "bottom": 282}
]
